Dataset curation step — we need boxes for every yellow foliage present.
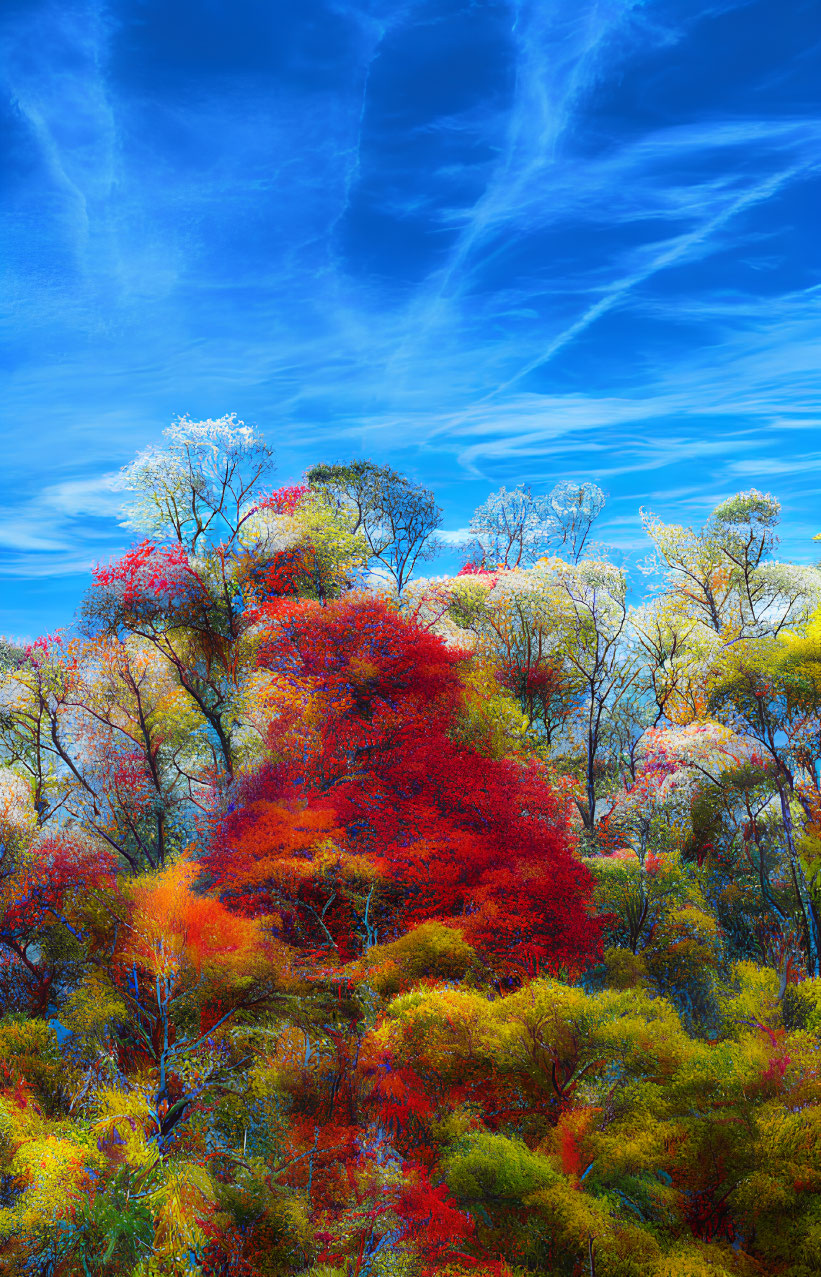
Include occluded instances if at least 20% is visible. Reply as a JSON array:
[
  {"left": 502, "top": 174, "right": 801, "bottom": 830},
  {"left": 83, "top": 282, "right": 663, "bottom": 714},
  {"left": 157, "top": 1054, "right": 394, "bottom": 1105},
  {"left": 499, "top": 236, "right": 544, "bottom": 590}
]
[
  {"left": 347, "top": 920, "right": 477, "bottom": 997},
  {"left": 90, "top": 1086, "right": 156, "bottom": 1168},
  {"left": 378, "top": 978, "right": 695, "bottom": 1113},
  {"left": 61, "top": 973, "right": 129, "bottom": 1044},
  {"left": 782, "top": 976, "right": 821, "bottom": 1034},
  {"left": 0, "top": 1126, "right": 91, "bottom": 1240},
  {"left": 529, "top": 1176, "right": 663, "bottom": 1274},
  {"left": 779, "top": 604, "right": 821, "bottom": 687},
  {"left": 644, "top": 906, "right": 723, "bottom": 991},
  {"left": 451, "top": 658, "right": 531, "bottom": 755},
  {"left": 714, "top": 961, "right": 782, "bottom": 1038},
  {"left": 652, "top": 1244, "right": 739, "bottom": 1276},
  {"left": 598, "top": 947, "right": 653, "bottom": 991},
  {"left": 596, "top": 1119, "right": 679, "bottom": 1187},
  {"left": 454, "top": 659, "right": 529, "bottom": 758},
  {"left": 376, "top": 985, "right": 496, "bottom": 1082},
  {"left": 148, "top": 1159, "right": 216, "bottom": 1260},
  {"left": 0, "top": 1018, "right": 69, "bottom": 1114}
]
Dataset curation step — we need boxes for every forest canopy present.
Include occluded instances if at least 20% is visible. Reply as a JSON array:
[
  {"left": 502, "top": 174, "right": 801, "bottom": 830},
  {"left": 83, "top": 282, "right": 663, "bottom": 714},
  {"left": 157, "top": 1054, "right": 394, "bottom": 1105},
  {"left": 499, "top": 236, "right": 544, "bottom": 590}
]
[{"left": 1, "top": 415, "right": 821, "bottom": 1276}]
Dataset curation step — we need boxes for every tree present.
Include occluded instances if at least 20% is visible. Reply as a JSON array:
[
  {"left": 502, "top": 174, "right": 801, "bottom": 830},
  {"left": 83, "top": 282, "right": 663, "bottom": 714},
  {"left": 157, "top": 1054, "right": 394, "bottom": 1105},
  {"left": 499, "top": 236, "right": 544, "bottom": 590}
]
[
  {"left": 63, "top": 636, "right": 206, "bottom": 870},
  {"left": 630, "top": 598, "right": 716, "bottom": 726},
  {"left": 19, "top": 429, "right": 821, "bottom": 1277},
  {"left": 240, "top": 485, "right": 369, "bottom": 604},
  {"left": 0, "top": 625, "right": 216, "bottom": 876},
  {"left": 307, "top": 461, "right": 443, "bottom": 594},
  {"left": 549, "top": 559, "right": 643, "bottom": 832},
  {"left": 599, "top": 721, "right": 807, "bottom": 983},
  {"left": 207, "top": 594, "right": 601, "bottom": 979},
  {"left": 453, "top": 567, "right": 586, "bottom": 750},
  {"left": 83, "top": 540, "right": 248, "bottom": 782},
  {"left": 0, "top": 798, "right": 116, "bottom": 1014},
  {"left": 116, "top": 414, "right": 275, "bottom": 554},
  {"left": 94, "top": 424, "right": 285, "bottom": 789},
  {"left": 405, "top": 566, "right": 588, "bottom": 758},
  {"left": 0, "top": 858, "right": 306, "bottom": 1276},
  {"left": 0, "top": 637, "right": 77, "bottom": 828},
  {"left": 547, "top": 480, "right": 608, "bottom": 562},
  {"left": 403, "top": 559, "right": 642, "bottom": 831},
  {"left": 707, "top": 631, "right": 821, "bottom": 976},
  {"left": 85, "top": 858, "right": 287, "bottom": 1143},
  {"left": 468, "top": 481, "right": 605, "bottom": 569},
  {"left": 642, "top": 489, "right": 821, "bottom": 639}
]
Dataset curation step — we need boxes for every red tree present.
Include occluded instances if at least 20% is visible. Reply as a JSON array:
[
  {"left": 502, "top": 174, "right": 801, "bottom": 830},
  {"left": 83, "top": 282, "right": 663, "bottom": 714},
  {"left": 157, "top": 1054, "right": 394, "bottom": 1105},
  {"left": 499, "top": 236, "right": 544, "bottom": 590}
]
[
  {"left": 207, "top": 596, "right": 601, "bottom": 978},
  {"left": 0, "top": 830, "right": 117, "bottom": 1013}
]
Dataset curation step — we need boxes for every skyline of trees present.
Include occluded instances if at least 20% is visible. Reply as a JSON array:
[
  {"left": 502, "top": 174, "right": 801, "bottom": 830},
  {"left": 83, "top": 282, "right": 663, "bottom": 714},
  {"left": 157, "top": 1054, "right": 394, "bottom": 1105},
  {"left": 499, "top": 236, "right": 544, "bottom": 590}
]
[{"left": 0, "top": 415, "right": 820, "bottom": 1275}]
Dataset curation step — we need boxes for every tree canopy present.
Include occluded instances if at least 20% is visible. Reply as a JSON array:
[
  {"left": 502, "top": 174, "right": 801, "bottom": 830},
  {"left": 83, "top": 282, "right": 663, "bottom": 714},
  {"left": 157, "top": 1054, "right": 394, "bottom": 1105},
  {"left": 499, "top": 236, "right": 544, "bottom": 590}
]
[{"left": 1, "top": 419, "right": 821, "bottom": 1276}]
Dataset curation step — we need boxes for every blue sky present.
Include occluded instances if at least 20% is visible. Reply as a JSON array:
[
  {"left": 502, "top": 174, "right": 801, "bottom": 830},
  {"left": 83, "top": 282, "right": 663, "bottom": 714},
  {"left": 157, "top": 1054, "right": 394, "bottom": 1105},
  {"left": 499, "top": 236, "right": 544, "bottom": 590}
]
[{"left": 2, "top": 0, "right": 820, "bottom": 636}]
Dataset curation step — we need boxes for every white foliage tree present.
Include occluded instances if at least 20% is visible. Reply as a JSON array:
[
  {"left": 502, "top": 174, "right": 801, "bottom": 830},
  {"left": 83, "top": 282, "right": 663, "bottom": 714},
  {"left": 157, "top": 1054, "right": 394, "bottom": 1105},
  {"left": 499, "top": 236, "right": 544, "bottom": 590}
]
[
  {"left": 468, "top": 480, "right": 604, "bottom": 568},
  {"left": 114, "top": 415, "right": 275, "bottom": 552}
]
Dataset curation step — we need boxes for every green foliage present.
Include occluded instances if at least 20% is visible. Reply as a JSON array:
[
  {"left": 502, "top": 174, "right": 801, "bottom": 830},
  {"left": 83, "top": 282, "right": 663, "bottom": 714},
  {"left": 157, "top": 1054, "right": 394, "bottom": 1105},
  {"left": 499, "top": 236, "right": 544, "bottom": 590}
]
[
  {"left": 349, "top": 921, "right": 478, "bottom": 997},
  {"left": 781, "top": 975, "right": 821, "bottom": 1032},
  {"left": 443, "top": 1132, "right": 558, "bottom": 1203}
]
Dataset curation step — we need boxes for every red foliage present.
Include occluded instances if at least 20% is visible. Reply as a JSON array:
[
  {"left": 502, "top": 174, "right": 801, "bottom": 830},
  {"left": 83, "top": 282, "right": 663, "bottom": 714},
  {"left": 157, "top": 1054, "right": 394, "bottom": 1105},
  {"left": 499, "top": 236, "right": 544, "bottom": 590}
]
[
  {"left": 92, "top": 540, "right": 206, "bottom": 612},
  {"left": 457, "top": 562, "right": 499, "bottom": 582},
  {"left": 254, "top": 593, "right": 462, "bottom": 741},
  {"left": 0, "top": 830, "right": 117, "bottom": 1012},
  {"left": 22, "top": 633, "right": 64, "bottom": 665},
  {"left": 364, "top": 1049, "right": 434, "bottom": 1135},
  {"left": 684, "top": 1186, "right": 738, "bottom": 1244},
  {"left": 1, "top": 831, "right": 116, "bottom": 937},
  {"left": 311, "top": 1154, "right": 474, "bottom": 1275},
  {"left": 394, "top": 1164, "right": 474, "bottom": 1252},
  {"left": 209, "top": 596, "right": 601, "bottom": 977},
  {"left": 497, "top": 659, "right": 557, "bottom": 698},
  {"left": 253, "top": 483, "right": 309, "bottom": 516},
  {"left": 558, "top": 1122, "right": 583, "bottom": 1178},
  {"left": 243, "top": 485, "right": 312, "bottom": 599}
]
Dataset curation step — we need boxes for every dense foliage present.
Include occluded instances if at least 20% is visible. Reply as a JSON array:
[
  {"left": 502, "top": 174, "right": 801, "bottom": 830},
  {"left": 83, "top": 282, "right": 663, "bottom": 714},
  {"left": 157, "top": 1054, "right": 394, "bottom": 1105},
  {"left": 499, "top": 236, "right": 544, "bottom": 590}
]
[{"left": 1, "top": 416, "right": 821, "bottom": 1275}]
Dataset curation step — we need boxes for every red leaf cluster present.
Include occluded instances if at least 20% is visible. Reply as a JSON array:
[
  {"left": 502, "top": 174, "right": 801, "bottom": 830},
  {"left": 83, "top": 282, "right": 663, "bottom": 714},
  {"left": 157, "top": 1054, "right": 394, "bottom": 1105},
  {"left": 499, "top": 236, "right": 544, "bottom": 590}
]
[
  {"left": 208, "top": 596, "right": 601, "bottom": 977},
  {"left": 92, "top": 540, "right": 205, "bottom": 612},
  {"left": 253, "top": 483, "right": 310, "bottom": 516}
]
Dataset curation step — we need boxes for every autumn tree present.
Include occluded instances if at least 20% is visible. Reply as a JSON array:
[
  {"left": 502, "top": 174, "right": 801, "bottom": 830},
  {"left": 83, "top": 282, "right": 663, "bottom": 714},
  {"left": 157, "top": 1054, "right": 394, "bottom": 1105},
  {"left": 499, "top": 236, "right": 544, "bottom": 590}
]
[
  {"left": 468, "top": 480, "right": 605, "bottom": 569},
  {"left": 547, "top": 559, "right": 643, "bottom": 832},
  {"left": 403, "top": 558, "right": 643, "bottom": 833},
  {"left": 207, "top": 594, "right": 601, "bottom": 979},
  {"left": 444, "top": 566, "right": 586, "bottom": 750},
  {"left": 643, "top": 489, "right": 821, "bottom": 639},
  {"left": 707, "top": 625, "right": 821, "bottom": 976},
  {"left": 81, "top": 419, "right": 275, "bottom": 787},
  {"left": 307, "top": 460, "right": 443, "bottom": 594},
  {"left": 630, "top": 597, "right": 715, "bottom": 725},
  {"left": 116, "top": 414, "right": 275, "bottom": 553},
  {"left": 0, "top": 768, "right": 115, "bottom": 1013},
  {"left": 239, "top": 483, "right": 369, "bottom": 604},
  {"left": 82, "top": 539, "right": 247, "bottom": 782}
]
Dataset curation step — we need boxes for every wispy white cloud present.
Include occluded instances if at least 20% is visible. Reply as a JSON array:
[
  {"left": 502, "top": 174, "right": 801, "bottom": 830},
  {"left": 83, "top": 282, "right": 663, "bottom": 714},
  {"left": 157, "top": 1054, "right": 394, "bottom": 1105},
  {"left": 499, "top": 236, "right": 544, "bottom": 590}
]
[
  {"left": 727, "top": 455, "right": 821, "bottom": 476},
  {"left": 0, "top": 523, "right": 69, "bottom": 553},
  {"left": 1, "top": 1, "right": 120, "bottom": 281},
  {"left": 485, "top": 162, "right": 814, "bottom": 397},
  {"left": 437, "top": 526, "right": 473, "bottom": 546},
  {"left": 41, "top": 475, "right": 123, "bottom": 518},
  {"left": 0, "top": 473, "right": 125, "bottom": 577},
  {"left": 386, "top": 0, "right": 647, "bottom": 370}
]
